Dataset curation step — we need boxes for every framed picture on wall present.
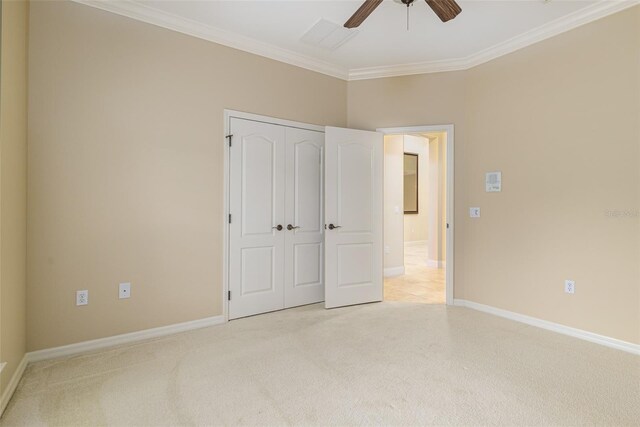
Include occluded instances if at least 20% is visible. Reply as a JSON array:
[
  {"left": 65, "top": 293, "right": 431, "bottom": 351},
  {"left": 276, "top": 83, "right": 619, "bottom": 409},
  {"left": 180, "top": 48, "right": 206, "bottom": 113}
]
[{"left": 404, "top": 153, "right": 418, "bottom": 214}]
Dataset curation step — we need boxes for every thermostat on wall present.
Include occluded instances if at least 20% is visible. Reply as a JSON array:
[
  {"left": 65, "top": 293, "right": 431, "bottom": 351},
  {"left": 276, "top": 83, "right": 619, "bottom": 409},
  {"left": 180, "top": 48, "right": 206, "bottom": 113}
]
[{"left": 486, "top": 171, "right": 502, "bottom": 192}]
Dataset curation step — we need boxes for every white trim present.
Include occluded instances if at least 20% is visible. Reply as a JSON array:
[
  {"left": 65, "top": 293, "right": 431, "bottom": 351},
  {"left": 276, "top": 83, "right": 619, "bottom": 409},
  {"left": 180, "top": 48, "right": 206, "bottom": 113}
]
[
  {"left": 223, "top": 110, "right": 326, "bottom": 320},
  {"left": 0, "top": 355, "right": 28, "bottom": 417},
  {"left": 0, "top": 316, "right": 225, "bottom": 414},
  {"left": 384, "top": 266, "right": 405, "bottom": 277},
  {"left": 404, "top": 240, "right": 427, "bottom": 247},
  {"left": 71, "top": 0, "right": 638, "bottom": 81},
  {"left": 222, "top": 113, "right": 231, "bottom": 323},
  {"left": 377, "top": 124, "right": 455, "bottom": 306},
  {"left": 70, "top": 0, "right": 349, "bottom": 80},
  {"left": 27, "top": 315, "right": 225, "bottom": 363},
  {"left": 348, "top": 0, "right": 640, "bottom": 80},
  {"left": 225, "top": 110, "right": 325, "bottom": 134},
  {"left": 454, "top": 299, "right": 640, "bottom": 356}
]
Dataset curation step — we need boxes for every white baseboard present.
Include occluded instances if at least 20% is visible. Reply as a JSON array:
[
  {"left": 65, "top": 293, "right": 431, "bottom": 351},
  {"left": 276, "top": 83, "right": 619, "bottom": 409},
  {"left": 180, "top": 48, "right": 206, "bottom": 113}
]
[
  {"left": 384, "top": 266, "right": 405, "bottom": 277},
  {"left": 454, "top": 299, "right": 640, "bottom": 356},
  {"left": 28, "top": 315, "right": 226, "bottom": 363},
  {"left": 0, "top": 315, "right": 226, "bottom": 416},
  {"left": 0, "top": 354, "right": 28, "bottom": 417}
]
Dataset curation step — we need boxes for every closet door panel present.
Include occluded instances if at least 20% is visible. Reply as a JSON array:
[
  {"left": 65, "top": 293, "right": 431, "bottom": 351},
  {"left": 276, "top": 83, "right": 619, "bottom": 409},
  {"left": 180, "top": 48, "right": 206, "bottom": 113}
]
[
  {"left": 284, "top": 127, "right": 325, "bottom": 308},
  {"left": 229, "top": 118, "right": 286, "bottom": 319},
  {"left": 324, "top": 126, "right": 383, "bottom": 309}
]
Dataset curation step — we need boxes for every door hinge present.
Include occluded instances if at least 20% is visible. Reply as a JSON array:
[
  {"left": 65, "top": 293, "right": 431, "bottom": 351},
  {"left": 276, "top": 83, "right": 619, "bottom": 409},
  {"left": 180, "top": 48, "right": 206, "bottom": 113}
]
[
  {"left": 447, "top": 223, "right": 450, "bottom": 229},
  {"left": 228, "top": 214, "right": 232, "bottom": 224},
  {"left": 226, "top": 134, "right": 233, "bottom": 147},
  {"left": 228, "top": 291, "right": 231, "bottom": 301}
]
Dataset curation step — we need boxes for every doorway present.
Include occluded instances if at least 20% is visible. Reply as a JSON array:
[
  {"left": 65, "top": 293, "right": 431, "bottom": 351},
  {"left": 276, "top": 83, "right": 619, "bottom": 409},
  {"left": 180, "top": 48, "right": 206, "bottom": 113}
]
[{"left": 377, "top": 125, "right": 454, "bottom": 305}]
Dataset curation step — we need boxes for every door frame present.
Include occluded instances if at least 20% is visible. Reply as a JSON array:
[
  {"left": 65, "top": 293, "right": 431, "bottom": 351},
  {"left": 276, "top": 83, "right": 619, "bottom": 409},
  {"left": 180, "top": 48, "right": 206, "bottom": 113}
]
[
  {"left": 222, "top": 110, "right": 325, "bottom": 321},
  {"left": 376, "top": 124, "right": 455, "bottom": 306}
]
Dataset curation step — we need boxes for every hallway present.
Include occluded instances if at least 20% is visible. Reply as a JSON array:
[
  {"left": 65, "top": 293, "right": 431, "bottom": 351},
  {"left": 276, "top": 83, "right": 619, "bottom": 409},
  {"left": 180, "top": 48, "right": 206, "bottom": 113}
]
[{"left": 384, "top": 242, "right": 445, "bottom": 304}]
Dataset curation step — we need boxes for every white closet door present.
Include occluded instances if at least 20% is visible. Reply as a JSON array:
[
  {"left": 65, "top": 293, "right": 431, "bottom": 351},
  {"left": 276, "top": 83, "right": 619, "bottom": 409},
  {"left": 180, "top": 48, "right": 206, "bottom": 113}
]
[
  {"left": 324, "top": 126, "right": 383, "bottom": 309},
  {"left": 229, "top": 118, "right": 286, "bottom": 319},
  {"left": 284, "top": 127, "right": 325, "bottom": 308}
]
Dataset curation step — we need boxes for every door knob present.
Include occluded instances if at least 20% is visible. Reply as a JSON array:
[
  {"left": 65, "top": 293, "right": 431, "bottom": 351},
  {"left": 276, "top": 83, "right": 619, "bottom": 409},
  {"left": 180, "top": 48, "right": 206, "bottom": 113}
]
[
  {"left": 272, "top": 224, "right": 283, "bottom": 231},
  {"left": 287, "top": 224, "right": 301, "bottom": 231},
  {"left": 328, "top": 224, "right": 342, "bottom": 230}
]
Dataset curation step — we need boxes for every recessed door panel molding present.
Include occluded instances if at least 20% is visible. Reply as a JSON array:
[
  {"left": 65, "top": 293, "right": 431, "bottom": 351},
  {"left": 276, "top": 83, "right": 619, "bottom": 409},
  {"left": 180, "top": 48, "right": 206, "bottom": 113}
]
[
  {"left": 293, "top": 243, "right": 323, "bottom": 288},
  {"left": 294, "top": 141, "right": 323, "bottom": 234},
  {"left": 241, "top": 134, "right": 277, "bottom": 237},
  {"left": 325, "top": 126, "right": 383, "bottom": 309},
  {"left": 337, "top": 142, "right": 374, "bottom": 234},
  {"left": 337, "top": 243, "right": 373, "bottom": 287},
  {"left": 241, "top": 247, "right": 275, "bottom": 295},
  {"left": 229, "top": 118, "right": 286, "bottom": 319},
  {"left": 285, "top": 127, "right": 325, "bottom": 308}
]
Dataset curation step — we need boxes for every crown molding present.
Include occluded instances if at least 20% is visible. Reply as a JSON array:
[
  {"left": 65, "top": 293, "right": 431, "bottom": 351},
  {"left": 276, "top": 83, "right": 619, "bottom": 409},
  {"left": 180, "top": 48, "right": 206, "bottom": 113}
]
[
  {"left": 71, "top": 0, "right": 350, "bottom": 80},
  {"left": 72, "top": 0, "right": 638, "bottom": 82},
  {"left": 348, "top": 0, "right": 640, "bottom": 80}
]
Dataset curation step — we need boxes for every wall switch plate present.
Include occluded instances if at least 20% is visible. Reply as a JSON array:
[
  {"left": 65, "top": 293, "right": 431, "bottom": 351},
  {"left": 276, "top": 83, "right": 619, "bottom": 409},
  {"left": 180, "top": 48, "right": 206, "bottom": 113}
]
[
  {"left": 384, "top": 245, "right": 390, "bottom": 254},
  {"left": 470, "top": 207, "right": 481, "bottom": 218},
  {"left": 486, "top": 171, "right": 502, "bottom": 192},
  {"left": 119, "top": 282, "right": 131, "bottom": 299},
  {"left": 76, "top": 290, "right": 89, "bottom": 306},
  {"left": 564, "top": 280, "right": 575, "bottom": 294}
]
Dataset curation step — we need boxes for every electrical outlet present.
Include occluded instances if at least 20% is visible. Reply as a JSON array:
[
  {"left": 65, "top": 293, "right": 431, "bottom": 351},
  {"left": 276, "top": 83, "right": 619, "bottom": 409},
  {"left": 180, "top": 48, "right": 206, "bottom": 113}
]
[
  {"left": 76, "top": 290, "right": 89, "bottom": 306},
  {"left": 119, "top": 282, "right": 131, "bottom": 299},
  {"left": 564, "top": 280, "right": 575, "bottom": 294},
  {"left": 384, "top": 245, "right": 390, "bottom": 254}
]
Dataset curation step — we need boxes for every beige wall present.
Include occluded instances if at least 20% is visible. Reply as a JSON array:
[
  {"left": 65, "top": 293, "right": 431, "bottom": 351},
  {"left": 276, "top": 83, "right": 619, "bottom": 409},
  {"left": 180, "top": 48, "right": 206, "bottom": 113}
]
[
  {"left": 24, "top": 1, "right": 640, "bottom": 352},
  {"left": 461, "top": 6, "right": 639, "bottom": 343},
  {"left": 383, "top": 135, "right": 404, "bottom": 270},
  {"left": 403, "top": 135, "right": 429, "bottom": 243},
  {"left": 349, "top": 6, "right": 640, "bottom": 344},
  {"left": 27, "top": 1, "right": 347, "bottom": 351},
  {"left": 0, "top": 0, "right": 29, "bottom": 399},
  {"left": 426, "top": 134, "right": 446, "bottom": 264}
]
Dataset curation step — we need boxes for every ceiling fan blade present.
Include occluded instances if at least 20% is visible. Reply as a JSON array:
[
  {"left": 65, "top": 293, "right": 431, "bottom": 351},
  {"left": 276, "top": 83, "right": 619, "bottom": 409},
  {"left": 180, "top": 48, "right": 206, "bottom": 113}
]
[
  {"left": 344, "top": 0, "right": 383, "bottom": 28},
  {"left": 425, "top": 0, "right": 462, "bottom": 22}
]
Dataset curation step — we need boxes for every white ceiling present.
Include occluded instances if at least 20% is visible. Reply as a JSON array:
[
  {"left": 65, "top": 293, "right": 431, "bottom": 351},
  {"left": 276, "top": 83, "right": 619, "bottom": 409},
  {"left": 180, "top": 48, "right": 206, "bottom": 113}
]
[{"left": 81, "top": 0, "right": 638, "bottom": 79}]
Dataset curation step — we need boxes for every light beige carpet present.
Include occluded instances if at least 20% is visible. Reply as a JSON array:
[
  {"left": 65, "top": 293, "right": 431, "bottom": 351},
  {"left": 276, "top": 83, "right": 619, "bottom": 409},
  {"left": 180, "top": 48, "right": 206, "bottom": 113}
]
[{"left": 2, "top": 302, "right": 639, "bottom": 426}]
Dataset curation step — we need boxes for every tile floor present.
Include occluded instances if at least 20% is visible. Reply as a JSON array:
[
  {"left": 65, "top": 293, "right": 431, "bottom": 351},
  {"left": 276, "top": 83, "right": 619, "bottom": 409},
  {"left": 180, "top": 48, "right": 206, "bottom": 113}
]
[{"left": 384, "top": 242, "right": 445, "bottom": 303}]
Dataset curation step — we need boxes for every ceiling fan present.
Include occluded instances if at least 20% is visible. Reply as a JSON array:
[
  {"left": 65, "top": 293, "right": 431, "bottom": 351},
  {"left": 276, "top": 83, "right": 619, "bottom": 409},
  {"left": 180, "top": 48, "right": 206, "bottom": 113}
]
[{"left": 344, "top": 0, "right": 462, "bottom": 28}]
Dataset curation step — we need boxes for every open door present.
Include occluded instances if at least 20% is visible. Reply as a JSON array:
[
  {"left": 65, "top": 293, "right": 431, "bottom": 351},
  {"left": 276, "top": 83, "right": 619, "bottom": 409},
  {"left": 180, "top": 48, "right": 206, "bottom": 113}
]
[{"left": 324, "top": 127, "right": 383, "bottom": 308}]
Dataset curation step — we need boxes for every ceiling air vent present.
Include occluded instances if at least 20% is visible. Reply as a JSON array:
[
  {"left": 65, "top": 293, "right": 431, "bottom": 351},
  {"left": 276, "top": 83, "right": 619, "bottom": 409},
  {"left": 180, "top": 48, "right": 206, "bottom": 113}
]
[{"left": 301, "top": 19, "right": 358, "bottom": 51}]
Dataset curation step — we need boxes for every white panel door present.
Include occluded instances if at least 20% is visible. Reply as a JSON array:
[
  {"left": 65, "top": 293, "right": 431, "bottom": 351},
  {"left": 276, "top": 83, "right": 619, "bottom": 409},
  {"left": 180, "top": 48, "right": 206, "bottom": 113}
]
[
  {"left": 284, "top": 127, "right": 324, "bottom": 308},
  {"left": 324, "top": 127, "right": 383, "bottom": 308},
  {"left": 229, "top": 118, "right": 285, "bottom": 319}
]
